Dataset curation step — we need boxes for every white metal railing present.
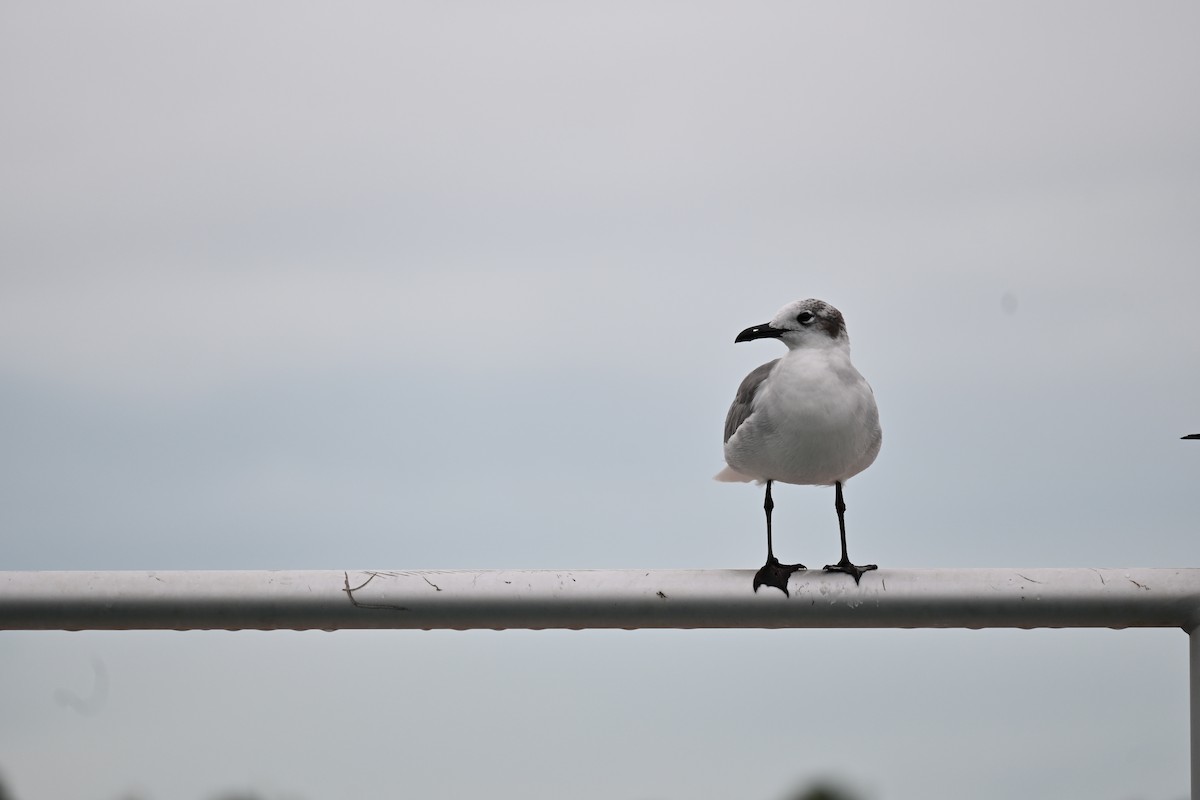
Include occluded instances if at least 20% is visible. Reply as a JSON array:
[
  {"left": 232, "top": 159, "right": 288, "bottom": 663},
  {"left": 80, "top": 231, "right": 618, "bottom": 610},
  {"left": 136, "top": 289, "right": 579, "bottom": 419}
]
[{"left": 2, "top": 567, "right": 1198, "bottom": 795}]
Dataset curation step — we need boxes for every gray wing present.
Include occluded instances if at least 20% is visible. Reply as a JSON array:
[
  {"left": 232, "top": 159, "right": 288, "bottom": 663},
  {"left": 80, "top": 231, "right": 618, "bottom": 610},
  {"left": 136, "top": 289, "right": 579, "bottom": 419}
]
[{"left": 723, "top": 359, "right": 778, "bottom": 443}]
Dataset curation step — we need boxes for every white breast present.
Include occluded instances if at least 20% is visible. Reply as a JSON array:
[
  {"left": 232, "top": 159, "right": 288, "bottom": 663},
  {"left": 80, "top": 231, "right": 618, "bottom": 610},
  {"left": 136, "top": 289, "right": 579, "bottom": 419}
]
[{"left": 723, "top": 347, "right": 881, "bottom": 486}]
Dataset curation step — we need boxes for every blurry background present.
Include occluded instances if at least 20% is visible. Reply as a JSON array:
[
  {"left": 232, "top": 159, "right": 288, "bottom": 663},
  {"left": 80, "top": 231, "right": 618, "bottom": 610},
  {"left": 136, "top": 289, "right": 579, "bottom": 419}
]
[{"left": 1, "top": 2, "right": 1197, "bottom": 798}]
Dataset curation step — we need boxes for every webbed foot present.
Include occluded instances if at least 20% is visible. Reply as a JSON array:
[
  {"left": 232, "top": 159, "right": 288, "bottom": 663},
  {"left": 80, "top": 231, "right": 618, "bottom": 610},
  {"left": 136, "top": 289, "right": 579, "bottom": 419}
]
[
  {"left": 753, "top": 557, "right": 806, "bottom": 596},
  {"left": 822, "top": 559, "right": 877, "bottom": 585}
]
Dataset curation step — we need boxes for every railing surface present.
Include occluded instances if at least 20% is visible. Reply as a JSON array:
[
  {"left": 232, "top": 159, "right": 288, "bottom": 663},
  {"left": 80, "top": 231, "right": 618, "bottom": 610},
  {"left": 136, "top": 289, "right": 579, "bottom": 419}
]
[
  {"left": 0, "top": 567, "right": 1197, "bottom": 631},
  {"left": 3, "top": 567, "right": 1198, "bottom": 797}
]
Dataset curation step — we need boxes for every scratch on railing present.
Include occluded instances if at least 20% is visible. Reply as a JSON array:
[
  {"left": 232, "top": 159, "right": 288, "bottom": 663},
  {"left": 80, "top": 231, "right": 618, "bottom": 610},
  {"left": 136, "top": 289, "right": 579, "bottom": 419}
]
[{"left": 342, "top": 571, "right": 409, "bottom": 612}]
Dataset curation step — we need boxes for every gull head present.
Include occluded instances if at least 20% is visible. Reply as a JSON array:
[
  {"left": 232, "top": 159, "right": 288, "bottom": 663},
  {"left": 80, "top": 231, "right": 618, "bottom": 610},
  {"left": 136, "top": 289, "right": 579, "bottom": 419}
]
[{"left": 734, "top": 298, "right": 848, "bottom": 350}]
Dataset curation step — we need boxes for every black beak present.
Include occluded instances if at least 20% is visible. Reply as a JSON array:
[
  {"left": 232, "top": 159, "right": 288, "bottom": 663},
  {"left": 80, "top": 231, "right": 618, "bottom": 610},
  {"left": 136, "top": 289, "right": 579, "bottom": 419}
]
[{"left": 735, "top": 323, "right": 786, "bottom": 343}]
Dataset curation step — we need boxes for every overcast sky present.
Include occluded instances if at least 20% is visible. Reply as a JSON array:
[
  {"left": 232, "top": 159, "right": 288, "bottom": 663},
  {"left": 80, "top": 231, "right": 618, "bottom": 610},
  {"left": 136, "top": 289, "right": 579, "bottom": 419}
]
[{"left": 1, "top": 2, "right": 1198, "bottom": 799}]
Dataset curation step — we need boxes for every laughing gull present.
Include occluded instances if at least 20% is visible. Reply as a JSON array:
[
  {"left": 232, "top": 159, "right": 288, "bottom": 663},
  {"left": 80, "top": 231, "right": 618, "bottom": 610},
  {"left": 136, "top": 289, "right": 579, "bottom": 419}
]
[{"left": 717, "top": 299, "right": 882, "bottom": 594}]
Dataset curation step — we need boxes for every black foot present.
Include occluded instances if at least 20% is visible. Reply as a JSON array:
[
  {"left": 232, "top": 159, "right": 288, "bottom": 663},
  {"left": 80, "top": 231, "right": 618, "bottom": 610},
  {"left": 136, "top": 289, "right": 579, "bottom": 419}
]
[
  {"left": 823, "top": 560, "right": 878, "bottom": 585},
  {"left": 753, "top": 557, "right": 806, "bottom": 596}
]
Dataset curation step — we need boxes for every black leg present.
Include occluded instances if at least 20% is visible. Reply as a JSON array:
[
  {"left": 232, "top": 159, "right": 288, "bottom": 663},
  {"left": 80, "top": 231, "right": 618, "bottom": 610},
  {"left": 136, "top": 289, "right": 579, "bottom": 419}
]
[
  {"left": 764, "top": 478, "right": 776, "bottom": 560},
  {"left": 753, "top": 479, "right": 806, "bottom": 595},
  {"left": 823, "top": 480, "right": 877, "bottom": 584}
]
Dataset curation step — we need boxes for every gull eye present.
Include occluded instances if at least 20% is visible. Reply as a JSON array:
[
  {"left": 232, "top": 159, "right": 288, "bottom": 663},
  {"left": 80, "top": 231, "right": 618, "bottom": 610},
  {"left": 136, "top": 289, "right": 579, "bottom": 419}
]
[{"left": 796, "top": 311, "right": 815, "bottom": 325}]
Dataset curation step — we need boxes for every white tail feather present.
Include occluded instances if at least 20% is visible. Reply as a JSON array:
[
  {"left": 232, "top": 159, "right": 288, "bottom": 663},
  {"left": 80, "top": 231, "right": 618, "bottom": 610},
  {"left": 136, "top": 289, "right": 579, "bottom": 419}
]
[{"left": 713, "top": 465, "right": 755, "bottom": 483}]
